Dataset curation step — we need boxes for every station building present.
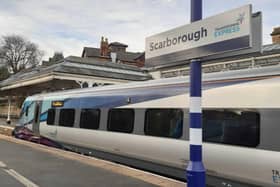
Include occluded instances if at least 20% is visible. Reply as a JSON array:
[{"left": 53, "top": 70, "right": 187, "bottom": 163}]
[
  {"left": 0, "top": 37, "right": 150, "bottom": 119},
  {"left": 82, "top": 37, "right": 145, "bottom": 67}
]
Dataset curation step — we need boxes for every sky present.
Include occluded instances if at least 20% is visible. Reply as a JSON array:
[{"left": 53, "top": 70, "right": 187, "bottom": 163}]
[{"left": 0, "top": 0, "right": 279, "bottom": 60}]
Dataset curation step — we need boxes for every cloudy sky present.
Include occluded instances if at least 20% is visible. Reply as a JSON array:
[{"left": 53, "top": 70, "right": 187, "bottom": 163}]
[{"left": 0, "top": 0, "right": 278, "bottom": 60}]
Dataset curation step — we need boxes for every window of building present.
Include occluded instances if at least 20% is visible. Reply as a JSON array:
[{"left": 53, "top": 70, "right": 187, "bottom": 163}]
[
  {"left": 203, "top": 110, "right": 260, "bottom": 147},
  {"left": 80, "top": 109, "right": 100, "bottom": 130},
  {"left": 47, "top": 109, "right": 55, "bottom": 125},
  {"left": 59, "top": 109, "right": 75, "bottom": 127},
  {"left": 145, "top": 109, "right": 183, "bottom": 138},
  {"left": 107, "top": 109, "right": 134, "bottom": 133}
]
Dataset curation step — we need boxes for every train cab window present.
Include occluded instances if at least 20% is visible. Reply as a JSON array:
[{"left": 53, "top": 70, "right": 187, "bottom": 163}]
[
  {"left": 144, "top": 109, "right": 183, "bottom": 138},
  {"left": 59, "top": 109, "right": 75, "bottom": 127},
  {"left": 203, "top": 110, "right": 260, "bottom": 147},
  {"left": 80, "top": 109, "right": 100, "bottom": 130},
  {"left": 47, "top": 109, "right": 55, "bottom": 125},
  {"left": 107, "top": 109, "right": 134, "bottom": 133}
]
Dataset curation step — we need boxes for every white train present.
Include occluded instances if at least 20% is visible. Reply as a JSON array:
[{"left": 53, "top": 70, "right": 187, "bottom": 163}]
[{"left": 16, "top": 65, "right": 280, "bottom": 187}]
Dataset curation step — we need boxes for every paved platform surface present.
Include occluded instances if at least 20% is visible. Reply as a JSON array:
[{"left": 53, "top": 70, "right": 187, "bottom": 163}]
[{"left": 0, "top": 135, "right": 185, "bottom": 187}]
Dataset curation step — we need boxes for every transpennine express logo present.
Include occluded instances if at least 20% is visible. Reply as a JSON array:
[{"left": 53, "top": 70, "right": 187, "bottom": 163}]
[{"left": 214, "top": 12, "right": 245, "bottom": 38}]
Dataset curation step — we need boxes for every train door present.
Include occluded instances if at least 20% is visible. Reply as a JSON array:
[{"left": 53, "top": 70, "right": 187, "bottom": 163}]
[{"left": 33, "top": 101, "right": 42, "bottom": 135}]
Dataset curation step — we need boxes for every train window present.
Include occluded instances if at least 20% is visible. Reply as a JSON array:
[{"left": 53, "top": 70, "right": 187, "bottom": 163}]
[
  {"left": 144, "top": 109, "right": 183, "bottom": 138},
  {"left": 27, "top": 103, "right": 35, "bottom": 123},
  {"left": 107, "top": 109, "right": 134, "bottom": 133},
  {"left": 59, "top": 109, "right": 75, "bottom": 127},
  {"left": 203, "top": 110, "right": 260, "bottom": 147},
  {"left": 80, "top": 109, "right": 100, "bottom": 130},
  {"left": 47, "top": 109, "right": 55, "bottom": 125}
]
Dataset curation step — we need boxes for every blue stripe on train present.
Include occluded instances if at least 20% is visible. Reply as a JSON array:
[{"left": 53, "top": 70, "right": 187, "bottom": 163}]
[
  {"left": 61, "top": 80, "right": 251, "bottom": 109},
  {"left": 40, "top": 112, "right": 47, "bottom": 122}
]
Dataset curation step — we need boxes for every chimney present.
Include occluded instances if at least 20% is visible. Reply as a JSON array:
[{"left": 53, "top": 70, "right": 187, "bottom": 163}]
[
  {"left": 100, "top": 36, "right": 109, "bottom": 56},
  {"left": 104, "top": 38, "right": 109, "bottom": 55},
  {"left": 271, "top": 27, "right": 280, "bottom": 44},
  {"left": 110, "top": 52, "right": 117, "bottom": 63}
]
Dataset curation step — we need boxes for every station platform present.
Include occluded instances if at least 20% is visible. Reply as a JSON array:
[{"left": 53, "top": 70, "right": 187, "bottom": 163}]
[{"left": 0, "top": 134, "right": 185, "bottom": 187}]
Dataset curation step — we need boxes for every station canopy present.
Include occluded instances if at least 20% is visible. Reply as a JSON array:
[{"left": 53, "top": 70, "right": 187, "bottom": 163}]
[{"left": 0, "top": 56, "right": 152, "bottom": 97}]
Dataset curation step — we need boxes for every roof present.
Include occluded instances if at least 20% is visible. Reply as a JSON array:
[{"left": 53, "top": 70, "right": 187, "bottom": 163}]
[
  {"left": 115, "top": 51, "right": 143, "bottom": 62},
  {"left": 262, "top": 43, "right": 280, "bottom": 52},
  {"left": 82, "top": 47, "right": 100, "bottom": 57},
  {"left": 121, "top": 77, "right": 280, "bottom": 109},
  {"left": 0, "top": 56, "right": 152, "bottom": 89},
  {"left": 109, "top": 42, "right": 128, "bottom": 47},
  {"left": 65, "top": 56, "right": 143, "bottom": 72},
  {"left": 82, "top": 47, "right": 143, "bottom": 62}
]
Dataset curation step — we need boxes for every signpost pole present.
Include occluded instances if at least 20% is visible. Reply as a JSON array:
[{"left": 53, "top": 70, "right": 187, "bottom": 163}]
[{"left": 186, "top": 0, "right": 206, "bottom": 187}]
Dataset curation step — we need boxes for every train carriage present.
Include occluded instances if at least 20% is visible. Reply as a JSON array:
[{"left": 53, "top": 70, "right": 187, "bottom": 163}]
[{"left": 16, "top": 66, "right": 280, "bottom": 187}]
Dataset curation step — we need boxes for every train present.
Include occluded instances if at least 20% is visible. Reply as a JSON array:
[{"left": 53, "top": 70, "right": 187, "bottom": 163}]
[{"left": 15, "top": 65, "right": 280, "bottom": 187}]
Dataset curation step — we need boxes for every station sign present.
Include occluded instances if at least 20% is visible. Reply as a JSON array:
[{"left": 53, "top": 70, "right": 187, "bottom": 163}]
[{"left": 145, "top": 5, "right": 255, "bottom": 67}]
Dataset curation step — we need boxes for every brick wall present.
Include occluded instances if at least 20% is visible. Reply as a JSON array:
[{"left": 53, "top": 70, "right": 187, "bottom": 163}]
[
  {"left": 272, "top": 35, "right": 280, "bottom": 44},
  {"left": 271, "top": 27, "right": 280, "bottom": 44}
]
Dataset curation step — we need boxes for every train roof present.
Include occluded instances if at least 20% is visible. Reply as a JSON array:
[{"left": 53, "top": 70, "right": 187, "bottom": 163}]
[
  {"left": 26, "top": 64, "right": 280, "bottom": 101},
  {"left": 121, "top": 77, "right": 280, "bottom": 109}
]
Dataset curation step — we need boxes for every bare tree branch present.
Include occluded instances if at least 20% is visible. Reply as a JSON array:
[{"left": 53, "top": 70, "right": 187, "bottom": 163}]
[{"left": 0, "top": 35, "right": 44, "bottom": 73}]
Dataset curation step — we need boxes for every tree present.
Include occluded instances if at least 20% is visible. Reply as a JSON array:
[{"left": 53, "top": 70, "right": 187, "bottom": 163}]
[
  {"left": 0, "top": 35, "right": 44, "bottom": 74},
  {"left": 0, "top": 66, "right": 10, "bottom": 81},
  {"left": 49, "top": 52, "right": 64, "bottom": 63}
]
